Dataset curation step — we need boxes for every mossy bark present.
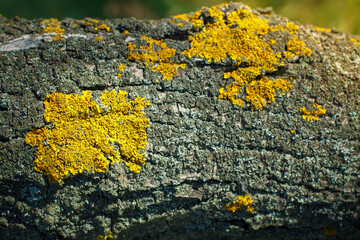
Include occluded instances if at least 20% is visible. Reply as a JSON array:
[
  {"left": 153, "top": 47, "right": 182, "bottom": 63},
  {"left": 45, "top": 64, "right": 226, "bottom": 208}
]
[{"left": 0, "top": 3, "right": 359, "bottom": 239}]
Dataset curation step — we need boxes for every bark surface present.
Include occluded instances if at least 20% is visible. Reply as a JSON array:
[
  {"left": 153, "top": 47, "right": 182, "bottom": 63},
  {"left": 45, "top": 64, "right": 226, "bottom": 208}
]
[{"left": 0, "top": 2, "right": 359, "bottom": 239}]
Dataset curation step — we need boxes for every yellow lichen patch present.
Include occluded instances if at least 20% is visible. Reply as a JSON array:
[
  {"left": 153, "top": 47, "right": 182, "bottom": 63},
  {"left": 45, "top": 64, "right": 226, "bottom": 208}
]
[
  {"left": 268, "top": 39, "right": 277, "bottom": 45},
  {"left": 181, "top": 5, "right": 308, "bottom": 110},
  {"left": 299, "top": 103, "right": 326, "bottom": 122},
  {"left": 286, "top": 22, "right": 299, "bottom": 34},
  {"left": 96, "top": 231, "right": 113, "bottom": 240},
  {"left": 41, "top": 18, "right": 65, "bottom": 41},
  {"left": 286, "top": 36, "right": 312, "bottom": 57},
  {"left": 173, "top": 13, "right": 188, "bottom": 21},
  {"left": 225, "top": 194, "right": 254, "bottom": 213},
  {"left": 87, "top": 18, "right": 99, "bottom": 24},
  {"left": 275, "top": 24, "right": 285, "bottom": 31},
  {"left": 95, "top": 36, "right": 103, "bottom": 41},
  {"left": 244, "top": 77, "right": 293, "bottom": 110},
  {"left": 173, "top": 6, "right": 206, "bottom": 28},
  {"left": 95, "top": 23, "right": 111, "bottom": 32},
  {"left": 52, "top": 35, "right": 65, "bottom": 41},
  {"left": 115, "top": 63, "right": 126, "bottom": 77},
  {"left": 127, "top": 36, "right": 184, "bottom": 81},
  {"left": 283, "top": 51, "right": 295, "bottom": 59},
  {"left": 25, "top": 90, "right": 150, "bottom": 184},
  {"left": 349, "top": 37, "right": 360, "bottom": 46},
  {"left": 314, "top": 26, "right": 331, "bottom": 32},
  {"left": 41, "top": 18, "right": 65, "bottom": 35},
  {"left": 76, "top": 18, "right": 98, "bottom": 26}
]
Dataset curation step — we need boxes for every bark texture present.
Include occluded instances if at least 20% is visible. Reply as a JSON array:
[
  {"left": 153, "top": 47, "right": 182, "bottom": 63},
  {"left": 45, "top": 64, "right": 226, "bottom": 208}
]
[{"left": 0, "top": 2, "right": 359, "bottom": 239}]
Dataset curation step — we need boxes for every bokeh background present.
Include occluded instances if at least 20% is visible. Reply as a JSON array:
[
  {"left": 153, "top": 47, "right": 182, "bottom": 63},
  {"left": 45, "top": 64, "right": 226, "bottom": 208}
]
[{"left": 1, "top": 0, "right": 359, "bottom": 35}]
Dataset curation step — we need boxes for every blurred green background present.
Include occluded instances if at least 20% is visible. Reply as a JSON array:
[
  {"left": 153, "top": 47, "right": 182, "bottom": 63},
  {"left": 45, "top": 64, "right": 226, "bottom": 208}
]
[{"left": 1, "top": 0, "right": 359, "bottom": 34}]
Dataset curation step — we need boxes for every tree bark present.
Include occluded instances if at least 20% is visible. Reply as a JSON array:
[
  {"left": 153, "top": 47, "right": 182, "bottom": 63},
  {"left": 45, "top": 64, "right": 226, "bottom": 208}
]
[{"left": 0, "top": 2, "right": 359, "bottom": 239}]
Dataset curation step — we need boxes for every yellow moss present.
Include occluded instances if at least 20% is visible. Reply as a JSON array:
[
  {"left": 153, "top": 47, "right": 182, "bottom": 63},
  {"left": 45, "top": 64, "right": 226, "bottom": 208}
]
[
  {"left": 41, "top": 18, "right": 65, "bottom": 35},
  {"left": 95, "top": 23, "right": 110, "bottom": 32},
  {"left": 299, "top": 103, "right": 326, "bottom": 122},
  {"left": 127, "top": 36, "right": 184, "bottom": 81},
  {"left": 25, "top": 90, "right": 150, "bottom": 184},
  {"left": 225, "top": 194, "right": 254, "bottom": 213}
]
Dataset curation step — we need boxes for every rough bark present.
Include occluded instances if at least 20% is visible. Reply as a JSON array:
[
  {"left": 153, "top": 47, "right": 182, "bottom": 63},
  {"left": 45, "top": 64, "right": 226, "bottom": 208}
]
[{"left": 0, "top": 2, "right": 359, "bottom": 239}]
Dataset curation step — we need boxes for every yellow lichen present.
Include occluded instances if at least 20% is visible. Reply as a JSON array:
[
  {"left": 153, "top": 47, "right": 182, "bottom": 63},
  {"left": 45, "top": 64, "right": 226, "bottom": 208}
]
[
  {"left": 87, "top": 18, "right": 99, "bottom": 24},
  {"left": 349, "top": 37, "right": 360, "bottom": 46},
  {"left": 25, "top": 90, "right": 150, "bottom": 184},
  {"left": 268, "top": 39, "right": 277, "bottom": 45},
  {"left": 286, "top": 22, "right": 299, "bottom": 34},
  {"left": 41, "top": 18, "right": 65, "bottom": 35},
  {"left": 275, "top": 24, "right": 285, "bottom": 31},
  {"left": 115, "top": 63, "right": 126, "bottom": 77},
  {"left": 52, "top": 35, "right": 65, "bottom": 41},
  {"left": 225, "top": 194, "right": 254, "bottom": 213},
  {"left": 286, "top": 36, "right": 312, "bottom": 57},
  {"left": 96, "top": 231, "right": 113, "bottom": 240},
  {"left": 314, "top": 26, "right": 331, "bottom": 32},
  {"left": 283, "top": 51, "right": 295, "bottom": 59},
  {"left": 95, "top": 23, "right": 111, "bottom": 32},
  {"left": 127, "top": 36, "right": 184, "bottom": 81},
  {"left": 299, "top": 103, "right": 326, "bottom": 122},
  {"left": 173, "top": 8, "right": 204, "bottom": 28},
  {"left": 41, "top": 18, "right": 65, "bottom": 41},
  {"left": 181, "top": 5, "right": 308, "bottom": 110},
  {"left": 173, "top": 13, "right": 188, "bottom": 21},
  {"left": 95, "top": 36, "right": 103, "bottom": 41},
  {"left": 77, "top": 18, "right": 99, "bottom": 26}
]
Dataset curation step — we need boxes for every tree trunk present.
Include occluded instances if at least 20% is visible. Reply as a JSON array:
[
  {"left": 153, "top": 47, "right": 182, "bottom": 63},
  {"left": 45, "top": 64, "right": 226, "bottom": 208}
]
[{"left": 0, "top": 2, "right": 359, "bottom": 239}]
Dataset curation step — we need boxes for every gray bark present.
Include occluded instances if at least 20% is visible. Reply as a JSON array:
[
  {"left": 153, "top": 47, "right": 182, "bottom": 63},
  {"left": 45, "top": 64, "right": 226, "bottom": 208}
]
[{"left": 0, "top": 2, "right": 359, "bottom": 239}]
